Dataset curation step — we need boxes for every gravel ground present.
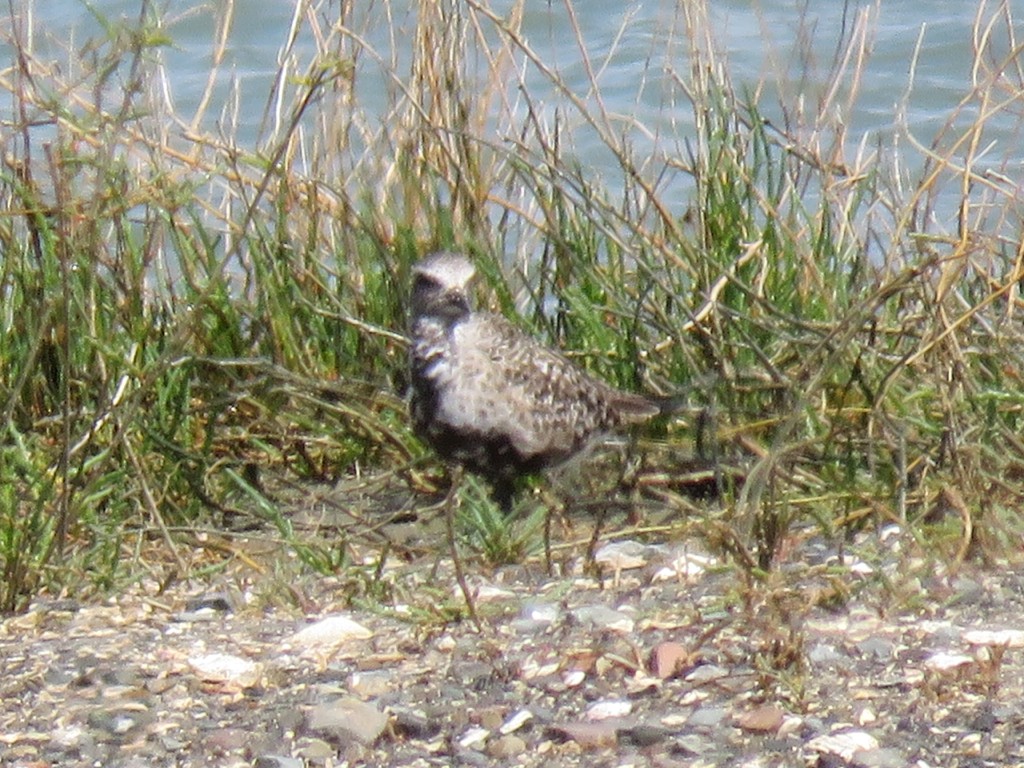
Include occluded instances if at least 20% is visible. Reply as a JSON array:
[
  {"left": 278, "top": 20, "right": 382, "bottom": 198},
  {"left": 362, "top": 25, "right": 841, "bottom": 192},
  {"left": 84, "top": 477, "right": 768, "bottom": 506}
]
[{"left": 3, "top": 496, "right": 1024, "bottom": 768}]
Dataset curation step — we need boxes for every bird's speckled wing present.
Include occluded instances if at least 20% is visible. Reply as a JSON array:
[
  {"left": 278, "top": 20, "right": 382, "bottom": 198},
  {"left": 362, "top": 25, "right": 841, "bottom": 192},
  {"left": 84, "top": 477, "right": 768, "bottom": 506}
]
[{"left": 435, "top": 312, "right": 657, "bottom": 462}]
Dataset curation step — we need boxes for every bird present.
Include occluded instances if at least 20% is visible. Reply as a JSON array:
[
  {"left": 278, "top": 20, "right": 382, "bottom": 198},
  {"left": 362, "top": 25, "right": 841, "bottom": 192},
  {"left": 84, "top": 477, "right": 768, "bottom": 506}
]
[{"left": 408, "top": 251, "right": 666, "bottom": 512}]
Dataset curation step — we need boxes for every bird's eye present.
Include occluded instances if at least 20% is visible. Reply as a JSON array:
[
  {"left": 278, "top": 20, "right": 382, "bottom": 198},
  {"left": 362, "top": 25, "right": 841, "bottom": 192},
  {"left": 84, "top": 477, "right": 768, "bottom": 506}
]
[{"left": 414, "top": 275, "right": 440, "bottom": 293}]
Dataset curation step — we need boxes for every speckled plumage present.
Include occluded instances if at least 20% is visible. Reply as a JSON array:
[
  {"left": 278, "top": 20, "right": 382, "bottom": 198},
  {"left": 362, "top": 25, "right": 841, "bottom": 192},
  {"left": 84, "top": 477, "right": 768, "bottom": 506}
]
[{"left": 409, "top": 251, "right": 660, "bottom": 509}]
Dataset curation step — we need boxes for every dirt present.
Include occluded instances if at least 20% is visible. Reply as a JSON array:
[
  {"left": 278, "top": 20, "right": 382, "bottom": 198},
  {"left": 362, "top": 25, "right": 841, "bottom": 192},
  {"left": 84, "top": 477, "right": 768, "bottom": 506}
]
[{"left": 2, "top": 481, "right": 1023, "bottom": 768}]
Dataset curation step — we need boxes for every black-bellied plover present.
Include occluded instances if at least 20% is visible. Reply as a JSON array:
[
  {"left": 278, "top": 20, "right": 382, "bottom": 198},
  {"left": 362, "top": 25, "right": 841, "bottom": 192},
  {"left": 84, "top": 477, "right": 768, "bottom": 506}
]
[{"left": 409, "top": 251, "right": 662, "bottom": 510}]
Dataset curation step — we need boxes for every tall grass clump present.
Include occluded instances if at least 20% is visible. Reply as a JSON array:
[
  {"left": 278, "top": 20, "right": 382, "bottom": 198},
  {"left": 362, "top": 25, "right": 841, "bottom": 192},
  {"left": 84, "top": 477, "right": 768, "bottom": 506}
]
[{"left": 1, "top": 0, "right": 1023, "bottom": 611}]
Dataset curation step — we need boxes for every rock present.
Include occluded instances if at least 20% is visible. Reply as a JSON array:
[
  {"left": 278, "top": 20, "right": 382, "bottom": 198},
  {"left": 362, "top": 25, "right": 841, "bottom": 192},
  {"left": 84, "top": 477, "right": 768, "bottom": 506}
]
[
  {"left": 585, "top": 699, "right": 632, "bottom": 721},
  {"left": 254, "top": 757, "right": 304, "bottom": 768},
  {"left": 487, "top": 734, "right": 527, "bottom": 758},
  {"left": 184, "top": 592, "right": 237, "bottom": 614},
  {"left": 500, "top": 708, "right": 533, "bottom": 734},
  {"left": 618, "top": 723, "right": 670, "bottom": 747},
  {"left": 476, "top": 706, "right": 505, "bottom": 730},
  {"left": 347, "top": 669, "right": 394, "bottom": 697},
  {"left": 548, "top": 720, "right": 618, "bottom": 749},
  {"left": 852, "top": 747, "right": 908, "bottom": 768},
  {"left": 650, "top": 550, "right": 715, "bottom": 583},
  {"left": 736, "top": 704, "right": 785, "bottom": 733},
  {"left": 307, "top": 697, "right": 388, "bottom": 746},
  {"left": 808, "top": 642, "right": 845, "bottom": 664},
  {"left": 923, "top": 651, "right": 974, "bottom": 673},
  {"left": 392, "top": 708, "right": 441, "bottom": 740},
  {"left": 685, "top": 663, "right": 729, "bottom": 683},
  {"left": 806, "top": 730, "right": 880, "bottom": 762},
  {"left": 86, "top": 707, "right": 153, "bottom": 739},
  {"left": 963, "top": 628, "right": 1024, "bottom": 648},
  {"left": 594, "top": 540, "right": 660, "bottom": 573},
  {"left": 188, "top": 652, "right": 262, "bottom": 688},
  {"left": 687, "top": 707, "right": 728, "bottom": 729},
  {"left": 294, "top": 738, "right": 335, "bottom": 760},
  {"left": 855, "top": 637, "right": 895, "bottom": 660},
  {"left": 650, "top": 641, "right": 690, "bottom": 678},
  {"left": 570, "top": 605, "right": 634, "bottom": 633},
  {"left": 511, "top": 602, "right": 560, "bottom": 633},
  {"left": 282, "top": 615, "right": 373, "bottom": 661}
]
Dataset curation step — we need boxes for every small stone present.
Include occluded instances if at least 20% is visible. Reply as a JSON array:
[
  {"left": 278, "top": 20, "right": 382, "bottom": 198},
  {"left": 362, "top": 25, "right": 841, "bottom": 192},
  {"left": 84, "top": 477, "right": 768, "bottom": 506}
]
[
  {"left": 963, "top": 628, "right": 1024, "bottom": 648},
  {"left": 87, "top": 707, "right": 153, "bottom": 738},
  {"left": 570, "top": 605, "right": 635, "bottom": 633},
  {"left": 203, "top": 728, "right": 250, "bottom": 754},
  {"left": 674, "top": 732, "right": 716, "bottom": 756},
  {"left": 500, "top": 708, "right": 533, "bottom": 734},
  {"left": 549, "top": 721, "right": 618, "bottom": 749},
  {"left": 855, "top": 637, "right": 895, "bottom": 660},
  {"left": 687, "top": 707, "right": 728, "bottom": 728},
  {"left": 519, "top": 602, "right": 560, "bottom": 625},
  {"left": 736, "top": 704, "right": 785, "bottom": 733},
  {"left": 348, "top": 669, "right": 393, "bottom": 697},
  {"left": 594, "top": 540, "right": 657, "bottom": 571},
  {"left": 487, "top": 734, "right": 527, "bottom": 758},
  {"left": 476, "top": 706, "right": 505, "bottom": 731},
  {"left": 855, "top": 707, "right": 877, "bottom": 726},
  {"left": 650, "top": 550, "right": 715, "bottom": 582},
  {"left": 585, "top": 699, "right": 632, "bottom": 721},
  {"left": 650, "top": 641, "right": 689, "bottom": 679},
  {"left": 618, "top": 723, "right": 670, "bottom": 747},
  {"left": 392, "top": 708, "right": 441, "bottom": 740},
  {"left": 254, "top": 757, "right": 304, "bottom": 768},
  {"left": 685, "top": 664, "right": 729, "bottom": 683},
  {"left": 307, "top": 697, "right": 388, "bottom": 746},
  {"left": 806, "top": 731, "right": 880, "bottom": 761},
  {"left": 458, "top": 726, "right": 490, "bottom": 749},
  {"left": 188, "top": 652, "right": 262, "bottom": 688},
  {"left": 282, "top": 614, "right": 373, "bottom": 661},
  {"left": 808, "top": 643, "right": 845, "bottom": 664},
  {"left": 295, "top": 738, "right": 335, "bottom": 759},
  {"left": 185, "top": 592, "right": 237, "bottom": 613},
  {"left": 924, "top": 651, "right": 974, "bottom": 672},
  {"left": 852, "top": 747, "right": 908, "bottom": 768}
]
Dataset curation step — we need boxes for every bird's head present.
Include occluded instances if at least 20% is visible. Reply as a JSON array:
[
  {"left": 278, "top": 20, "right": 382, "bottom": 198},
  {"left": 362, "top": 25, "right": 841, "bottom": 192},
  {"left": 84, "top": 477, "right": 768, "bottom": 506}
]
[{"left": 410, "top": 251, "right": 478, "bottom": 324}]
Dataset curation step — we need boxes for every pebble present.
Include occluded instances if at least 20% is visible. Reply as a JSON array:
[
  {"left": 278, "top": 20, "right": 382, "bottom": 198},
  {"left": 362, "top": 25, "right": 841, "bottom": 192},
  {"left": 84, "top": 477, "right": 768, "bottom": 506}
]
[
  {"left": 852, "top": 747, "right": 908, "bottom": 768},
  {"left": 685, "top": 663, "right": 729, "bottom": 683},
  {"left": 570, "top": 605, "right": 635, "bottom": 633},
  {"left": 736, "top": 704, "right": 785, "bottom": 733},
  {"left": 594, "top": 540, "right": 659, "bottom": 571},
  {"left": 806, "top": 730, "right": 880, "bottom": 761},
  {"left": 585, "top": 699, "right": 632, "bottom": 721},
  {"left": 307, "top": 697, "right": 388, "bottom": 746},
  {"left": 348, "top": 669, "right": 394, "bottom": 697},
  {"left": 650, "top": 641, "right": 689, "bottom": 679},
  {"left": 188, "top": 652, "right": 262, "bottom": 688},
  {"left": 808, "top": 642, "right": 845, "bottom": 664},
  {"left": 855, "top": 637, "right": 895, "bottom": 660},
  {"left": 549, "top": 720, "right": 618, "bottom": 749},
  {"left": 184, "top": 592, "right": 237, "bottom": 614},
  {"left": 687, "top": 707, "right": 728, "bottom": 728},
  {"left": 487, "top": 734, "right": 527, "bottom": 758},
  {"left": 254, "top": 756, "right": 304, "bottom": 768},
  {"left": 500, "top": 708, "right": 533, "bottom": 734},
  {"left": 963, "top": 628, "right": 1024, "bottom": 648},
  {"left": 391, "top": 708, "right": 440, "bottom": 740},
  {"left": 282, "top": 614, "right": 373, "bottom": 660},
  {"left": 618, "top": 723, "right": 671, "bottom": 747}
]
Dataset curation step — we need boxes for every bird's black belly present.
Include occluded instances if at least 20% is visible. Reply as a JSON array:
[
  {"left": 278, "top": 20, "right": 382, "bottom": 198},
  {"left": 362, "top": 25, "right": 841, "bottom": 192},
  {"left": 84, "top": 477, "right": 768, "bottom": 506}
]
[{"left": 410, "top": 380, "right": 558, "bottom": 510}]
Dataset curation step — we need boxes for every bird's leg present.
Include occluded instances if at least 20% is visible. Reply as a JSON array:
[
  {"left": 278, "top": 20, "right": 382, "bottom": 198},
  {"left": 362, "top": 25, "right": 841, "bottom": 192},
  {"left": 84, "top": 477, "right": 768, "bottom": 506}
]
[
  {"left": 584, "top": 503, "right": 610, "bottom": 577},
  {"left": 444, "top": 465, "right": 481, "bottom": 630},
  {"left": 535, "top": 485, "right": 568, "bottom": 576}
]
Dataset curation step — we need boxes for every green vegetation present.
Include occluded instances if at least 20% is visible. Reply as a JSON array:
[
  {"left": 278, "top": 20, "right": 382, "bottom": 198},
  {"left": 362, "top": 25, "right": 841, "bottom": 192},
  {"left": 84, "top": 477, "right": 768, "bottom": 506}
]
[{"left": 2, "top": 0, "right": 1023, "bottom": 613}]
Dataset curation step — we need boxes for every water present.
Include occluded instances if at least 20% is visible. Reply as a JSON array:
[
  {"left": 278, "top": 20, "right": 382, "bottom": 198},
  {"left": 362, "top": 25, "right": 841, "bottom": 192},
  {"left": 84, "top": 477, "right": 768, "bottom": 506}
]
[{"left": 8, "top": 0, "right": 1024, "bottom": 220}]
